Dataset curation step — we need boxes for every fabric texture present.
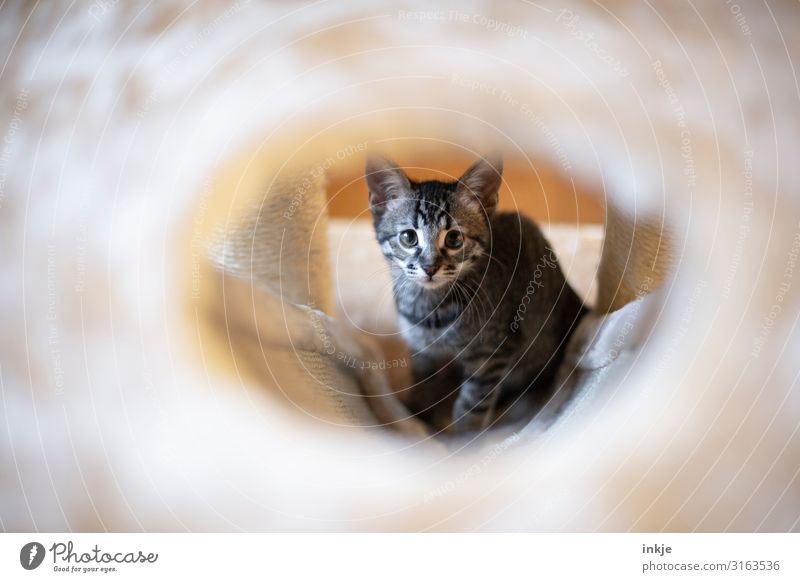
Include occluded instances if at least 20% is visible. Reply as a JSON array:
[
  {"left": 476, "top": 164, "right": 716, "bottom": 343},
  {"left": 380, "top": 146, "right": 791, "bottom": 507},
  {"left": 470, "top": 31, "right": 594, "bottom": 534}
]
[{"left": 209, "top": 170, "right": 379, "bottom": 427}]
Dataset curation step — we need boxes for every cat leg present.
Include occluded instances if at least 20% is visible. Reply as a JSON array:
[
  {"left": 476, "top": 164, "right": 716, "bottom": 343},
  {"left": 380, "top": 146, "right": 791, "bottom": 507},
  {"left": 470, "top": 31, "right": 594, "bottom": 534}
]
[
  {"left": 404, "top": 352, "right": 461, "bottom": 430},
  {"left": 451, "top": 357, "right": 510, "bottom": 433},
  {"left": 410, "top": 352, "right": 447, "bottom": 382}
]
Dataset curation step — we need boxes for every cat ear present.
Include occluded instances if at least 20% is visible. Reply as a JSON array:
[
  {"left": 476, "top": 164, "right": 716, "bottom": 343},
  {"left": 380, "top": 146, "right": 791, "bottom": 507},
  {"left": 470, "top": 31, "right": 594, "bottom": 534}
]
[
  {"left": 365, "top": 156, "right": 411, "bottom": 217},
  {"left": 458, "top": 153, "right": 503, "bottom": 216}
]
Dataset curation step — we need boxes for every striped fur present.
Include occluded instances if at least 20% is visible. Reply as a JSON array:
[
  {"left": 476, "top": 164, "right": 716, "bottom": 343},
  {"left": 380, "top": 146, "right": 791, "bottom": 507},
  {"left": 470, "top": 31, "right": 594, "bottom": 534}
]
[{"left": 366, "top": 155, "right": 586, "bottom": 433}]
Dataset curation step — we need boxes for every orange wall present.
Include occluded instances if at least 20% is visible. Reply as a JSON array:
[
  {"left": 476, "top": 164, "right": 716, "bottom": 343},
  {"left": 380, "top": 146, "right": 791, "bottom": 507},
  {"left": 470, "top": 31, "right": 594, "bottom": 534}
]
[{"left": 325, "top": 152, "right": 605, "bottom": 224}]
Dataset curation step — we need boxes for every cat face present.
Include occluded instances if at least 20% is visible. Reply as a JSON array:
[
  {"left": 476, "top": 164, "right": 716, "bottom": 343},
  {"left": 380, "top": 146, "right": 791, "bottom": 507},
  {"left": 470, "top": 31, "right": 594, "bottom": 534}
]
[{"left": 366, "top": 155, "right": 503, "bottom": 289}]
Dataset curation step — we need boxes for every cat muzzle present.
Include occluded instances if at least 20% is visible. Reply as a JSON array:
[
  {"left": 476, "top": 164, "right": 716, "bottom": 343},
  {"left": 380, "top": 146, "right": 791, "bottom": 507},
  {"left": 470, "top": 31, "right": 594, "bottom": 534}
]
[{"left": 421, "top": 264, "right": 438, "bottom": 278}]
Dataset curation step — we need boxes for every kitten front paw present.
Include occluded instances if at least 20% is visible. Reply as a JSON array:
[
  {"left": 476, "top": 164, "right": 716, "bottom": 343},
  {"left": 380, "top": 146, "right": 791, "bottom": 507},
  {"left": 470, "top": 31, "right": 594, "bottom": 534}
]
[{"left": 451, "top": 398, "right": 490, "bottom": 434}]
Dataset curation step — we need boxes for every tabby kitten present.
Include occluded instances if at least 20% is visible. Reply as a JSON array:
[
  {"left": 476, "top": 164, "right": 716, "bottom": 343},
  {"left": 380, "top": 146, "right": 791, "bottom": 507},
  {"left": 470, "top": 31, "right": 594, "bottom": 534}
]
[{"left": 366, "top": 154, "right": 586, "bottom": 433}]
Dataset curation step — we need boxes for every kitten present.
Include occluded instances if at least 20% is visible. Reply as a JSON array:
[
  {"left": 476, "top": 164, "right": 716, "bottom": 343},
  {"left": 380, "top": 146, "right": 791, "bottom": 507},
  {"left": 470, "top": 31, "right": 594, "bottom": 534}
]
[{"left": 366, "top": 154, "right": 586, "bottom": 433}]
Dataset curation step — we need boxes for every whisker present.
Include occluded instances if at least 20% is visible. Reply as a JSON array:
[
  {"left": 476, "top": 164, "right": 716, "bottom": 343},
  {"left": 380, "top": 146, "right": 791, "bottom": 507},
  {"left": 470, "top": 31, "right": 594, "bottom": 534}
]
[
  {"left": 458, "top": 278, "right": 489, "bottom": 324},
  {"left": 482, "top": 250, "right": 506, "bottom": 270}
]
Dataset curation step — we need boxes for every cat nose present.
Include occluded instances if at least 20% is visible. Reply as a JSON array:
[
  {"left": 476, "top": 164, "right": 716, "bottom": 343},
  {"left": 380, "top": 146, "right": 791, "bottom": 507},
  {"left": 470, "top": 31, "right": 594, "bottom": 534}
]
[{"left": 421, "top": 264, "right": 438, "bottom": 277}]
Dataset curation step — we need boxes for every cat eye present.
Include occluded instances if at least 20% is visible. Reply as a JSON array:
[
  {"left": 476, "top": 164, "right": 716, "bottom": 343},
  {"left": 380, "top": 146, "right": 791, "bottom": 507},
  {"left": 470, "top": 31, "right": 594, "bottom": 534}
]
[
  {"left": 399, "top": 229, "right": 418, "bottom": 247},
  {"left": 444, "top": 230, "right": 464, "bottom": 249}
]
